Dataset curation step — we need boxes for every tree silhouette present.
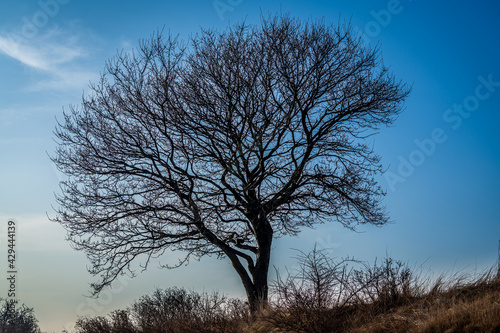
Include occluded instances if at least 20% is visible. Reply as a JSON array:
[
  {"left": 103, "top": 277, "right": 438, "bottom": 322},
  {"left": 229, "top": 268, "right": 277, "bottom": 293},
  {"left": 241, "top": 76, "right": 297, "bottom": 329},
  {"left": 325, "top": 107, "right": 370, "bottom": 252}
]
[
  {"left": 51, "top": 14, "right": 410, "bottom": 313},
  {"left": 0, "top": 299, "right": 40, "bottom": 333}
]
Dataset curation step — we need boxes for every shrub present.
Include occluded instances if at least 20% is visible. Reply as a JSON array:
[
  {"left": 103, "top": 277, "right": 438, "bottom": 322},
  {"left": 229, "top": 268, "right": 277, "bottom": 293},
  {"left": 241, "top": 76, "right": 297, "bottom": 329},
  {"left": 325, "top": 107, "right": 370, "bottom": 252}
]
[
  {"left": 268, "top": 246, "right": 360, "bottom": 333},
  {"left": 0, "top": 299, "right": 41, "bottom": 333},
  {"left": 75, "top": 287, "right": 248, "bottom": 333},
  {"left": 351, "top": 257, "right": 421, "bottom": 313},
  {"left": 267, "top": 246, "right": 426, "bottom": 332}
]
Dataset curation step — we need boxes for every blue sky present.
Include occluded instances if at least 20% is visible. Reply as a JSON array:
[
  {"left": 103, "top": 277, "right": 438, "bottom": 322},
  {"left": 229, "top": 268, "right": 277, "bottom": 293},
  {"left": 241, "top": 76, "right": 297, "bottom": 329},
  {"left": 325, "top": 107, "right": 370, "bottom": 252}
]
[{"left": 1, "top": 1, "right": 499, "bottom": 332}]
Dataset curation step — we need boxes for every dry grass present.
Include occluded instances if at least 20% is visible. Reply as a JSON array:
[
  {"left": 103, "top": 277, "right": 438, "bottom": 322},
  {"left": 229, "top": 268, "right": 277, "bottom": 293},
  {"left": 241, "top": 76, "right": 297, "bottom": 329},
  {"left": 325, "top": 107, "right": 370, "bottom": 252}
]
[
  {"left": 416, "top": 272, "right": 500, "bottom": 333},
  {"left": 72, "top": 254, "right": 500, "bottom": 333},
  {"left": 347, "top": 271, "right": 500, "bottom": 333},
  {"left": 257, "top": 254, "right": 500, "bottom": 333}
]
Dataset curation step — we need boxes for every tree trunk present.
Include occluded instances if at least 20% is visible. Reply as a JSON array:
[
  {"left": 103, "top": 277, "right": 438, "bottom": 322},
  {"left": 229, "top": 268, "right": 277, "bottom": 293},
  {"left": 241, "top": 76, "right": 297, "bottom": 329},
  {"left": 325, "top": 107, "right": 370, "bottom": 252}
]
[
  {"left": 222, "top": 231, "right": 272, "bottom": 315},
  {"left": 247, "top": 217, "right": 273, "bottom": 315}
]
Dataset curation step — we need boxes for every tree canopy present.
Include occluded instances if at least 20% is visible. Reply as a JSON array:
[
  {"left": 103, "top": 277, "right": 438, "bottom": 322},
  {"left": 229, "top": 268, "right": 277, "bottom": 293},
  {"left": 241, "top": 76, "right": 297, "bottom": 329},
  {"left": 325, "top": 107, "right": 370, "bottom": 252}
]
[{"left": 52, "top": 14, "right": 410, "bottom": 312}]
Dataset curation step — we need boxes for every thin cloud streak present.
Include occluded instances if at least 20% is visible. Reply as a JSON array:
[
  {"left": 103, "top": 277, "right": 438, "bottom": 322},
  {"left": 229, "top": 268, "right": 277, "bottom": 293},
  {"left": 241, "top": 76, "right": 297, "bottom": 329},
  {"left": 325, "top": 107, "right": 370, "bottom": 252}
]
[
  {"left": 0, "top": 35, "right": 52, "bottom": 70},
  {"left": 0, "top": 28, "right": 85, "bottom": 68},
  {"left": 30, "top": 68, "right": 97, "bottom": 91},
  {"left": 0, "top": 28, "right": 96, "bottom": 91}
]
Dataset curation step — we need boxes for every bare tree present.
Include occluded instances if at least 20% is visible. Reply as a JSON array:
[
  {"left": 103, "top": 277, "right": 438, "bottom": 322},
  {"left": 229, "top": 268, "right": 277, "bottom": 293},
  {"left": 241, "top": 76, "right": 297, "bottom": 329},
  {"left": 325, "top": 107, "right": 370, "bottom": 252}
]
[{"left": 51, "top": 14, "right": 410, "bottom": 313}]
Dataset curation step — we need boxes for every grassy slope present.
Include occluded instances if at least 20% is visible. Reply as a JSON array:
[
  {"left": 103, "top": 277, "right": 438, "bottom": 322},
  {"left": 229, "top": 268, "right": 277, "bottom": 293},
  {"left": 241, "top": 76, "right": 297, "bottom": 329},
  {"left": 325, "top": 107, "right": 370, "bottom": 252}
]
[
  {"left": 69, "top": 259, "right": 500, "bottom": 333},
  {"left": 249, "top": 269, "right": 500, "bottom": 333}
]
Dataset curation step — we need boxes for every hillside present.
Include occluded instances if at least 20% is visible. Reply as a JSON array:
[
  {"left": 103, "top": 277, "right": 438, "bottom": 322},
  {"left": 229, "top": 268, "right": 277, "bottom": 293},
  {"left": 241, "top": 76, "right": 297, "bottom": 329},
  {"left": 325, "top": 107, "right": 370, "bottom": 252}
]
[{"left": 71, "top": 251, "right": 500, "bottom": 333}]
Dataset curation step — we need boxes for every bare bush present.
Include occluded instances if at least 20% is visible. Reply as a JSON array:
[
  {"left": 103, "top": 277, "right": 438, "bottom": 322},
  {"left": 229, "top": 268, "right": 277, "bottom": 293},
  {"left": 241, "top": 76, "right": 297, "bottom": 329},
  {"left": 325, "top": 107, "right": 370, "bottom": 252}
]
[
  {"left": 269, "top": 246, "right": 360, "bottom": 332},
  {"left": 75, "top": 287, "right": 247, "bottom": 333},
  {"left": 0, "top": 299, "right": 41, "bottom": 333},
  {"left": 132, "top": 287, "right": 227, "bottom": 332},
  {"left": 267, "top": 247, "right": 426, "bottom": 332},
  {"left": 75, "top": 310, "right": 137, "bottom": 333},
  {"left": 351, "top": 257, "right": 420, "bottom": 312}
]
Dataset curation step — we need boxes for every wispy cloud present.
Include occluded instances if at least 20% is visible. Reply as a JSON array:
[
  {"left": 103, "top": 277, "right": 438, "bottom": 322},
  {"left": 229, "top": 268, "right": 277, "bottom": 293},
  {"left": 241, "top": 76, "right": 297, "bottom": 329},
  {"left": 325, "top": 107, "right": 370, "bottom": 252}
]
[
  {"left": 0, "top": 35, "right": 52, "bottom": 70},
  {"left": 0, "top": 30, "right": 84, "bottom": 70},
  {"left": 0, "top": 26, "right": 98, "bottom": 91}
]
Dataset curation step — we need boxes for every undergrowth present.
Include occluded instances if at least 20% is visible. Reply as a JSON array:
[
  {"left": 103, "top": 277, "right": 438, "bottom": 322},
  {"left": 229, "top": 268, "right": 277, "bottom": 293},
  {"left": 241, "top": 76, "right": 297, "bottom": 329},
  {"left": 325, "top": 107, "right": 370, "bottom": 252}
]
[{"left": 70, "top": 247, "right": 500, "bottom": 333}]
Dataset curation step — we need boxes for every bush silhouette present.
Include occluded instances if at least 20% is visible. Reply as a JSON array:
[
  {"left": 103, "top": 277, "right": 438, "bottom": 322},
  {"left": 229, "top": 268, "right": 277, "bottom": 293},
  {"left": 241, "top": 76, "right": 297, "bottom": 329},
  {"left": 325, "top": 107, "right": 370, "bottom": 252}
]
[
  {"left": 75, "top": 288, "right": 248, "bottom": 333},
  {"left": 0, "top": 299, "right": 40, "bottom": 333}
]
